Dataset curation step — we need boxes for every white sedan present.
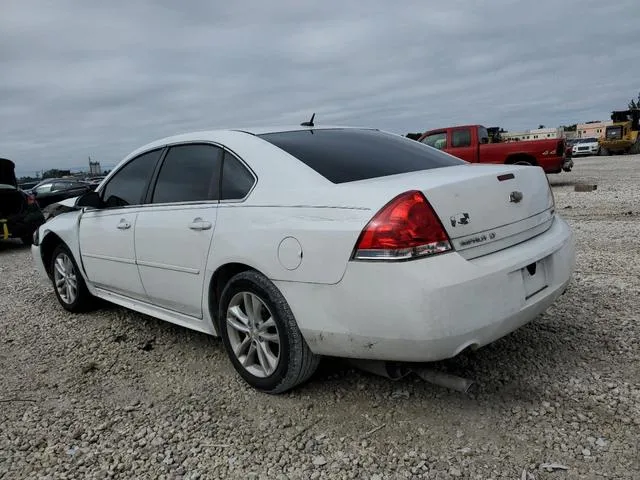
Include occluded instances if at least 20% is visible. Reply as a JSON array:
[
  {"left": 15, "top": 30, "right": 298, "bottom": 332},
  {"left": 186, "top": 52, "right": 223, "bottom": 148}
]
[{"left": 31, "top": 125, "right": 575, "bottom": 393}]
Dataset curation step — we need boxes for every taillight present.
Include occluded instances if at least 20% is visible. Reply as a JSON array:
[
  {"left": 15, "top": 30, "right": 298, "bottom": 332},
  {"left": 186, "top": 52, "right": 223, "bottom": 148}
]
[
  {"left": 352, "top": 190, "right": 453, "bottom": 261},
  {"left": 544, "top": 175, "right": 555, "bottom": 212}
]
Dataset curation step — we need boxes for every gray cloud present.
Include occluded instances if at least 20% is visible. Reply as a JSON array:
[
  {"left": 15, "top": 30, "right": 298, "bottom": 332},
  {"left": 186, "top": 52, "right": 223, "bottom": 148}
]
[{"left": 1, "top": 0, "right": 639, "bottom": 176}]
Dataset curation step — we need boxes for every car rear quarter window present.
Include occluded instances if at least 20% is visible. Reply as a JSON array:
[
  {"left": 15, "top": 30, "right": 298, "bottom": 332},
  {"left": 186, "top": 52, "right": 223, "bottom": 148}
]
[
  {"left": 102, "top": 148, "right": 162, "bottom": 207},
  {"left": 220, "top": 151, "right": 255, "bottom": 200},
  {"left": 258, "top": 129, "right": 464, "bottom": 184},
  {"left": 151, "top": 144, "right": 223, "bottom": 204}
]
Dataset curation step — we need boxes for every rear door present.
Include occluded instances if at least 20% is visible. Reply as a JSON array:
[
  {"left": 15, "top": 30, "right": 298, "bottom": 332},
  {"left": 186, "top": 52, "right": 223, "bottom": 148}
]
[
  {"left": 446, "top": 127, "right": 477, "bottom": 162},
  {"left": 134, "top": 143, "right": 223, "bottom": 318}
]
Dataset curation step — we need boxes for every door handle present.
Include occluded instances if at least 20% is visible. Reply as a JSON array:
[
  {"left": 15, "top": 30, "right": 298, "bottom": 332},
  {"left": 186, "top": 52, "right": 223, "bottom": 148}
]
[
  {"left": 188, "top": 218, "right": 212, "bottom": 231},
  {"left": 117, "top": 219, "right": 131, "bottom": 230}
]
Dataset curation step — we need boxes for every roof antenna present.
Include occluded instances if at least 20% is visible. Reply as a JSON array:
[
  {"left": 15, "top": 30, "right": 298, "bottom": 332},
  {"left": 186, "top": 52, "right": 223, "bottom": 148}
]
[{"left": 300, "top": 113, "right": 315, "bottom": 127}]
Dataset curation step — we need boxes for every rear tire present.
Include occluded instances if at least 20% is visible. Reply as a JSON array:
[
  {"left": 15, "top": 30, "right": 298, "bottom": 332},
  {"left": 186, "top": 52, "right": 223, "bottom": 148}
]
[
  {"left": 50, "top": 244, "right": 95, "bottom": 312},
  {"left": 218, "top": 270, "right": 320, "bottom": 394},
  {"left": 506, "top": 155, "right": 536, "bottom": 167}
]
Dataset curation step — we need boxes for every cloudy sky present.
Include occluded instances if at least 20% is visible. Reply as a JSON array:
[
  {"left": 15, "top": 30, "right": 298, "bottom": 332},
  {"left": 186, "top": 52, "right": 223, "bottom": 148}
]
[{"left": 2, "top": 0, "right": 639, "bottom": 176}]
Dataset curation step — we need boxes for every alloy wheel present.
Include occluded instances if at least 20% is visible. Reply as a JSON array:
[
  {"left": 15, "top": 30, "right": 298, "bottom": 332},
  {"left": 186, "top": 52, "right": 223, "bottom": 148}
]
[
  {"left": 53, "top": 252, "right": 78, "bottom": 305},
  {"left": 226, "top": 291, "right": 281, "bottom": 378}
]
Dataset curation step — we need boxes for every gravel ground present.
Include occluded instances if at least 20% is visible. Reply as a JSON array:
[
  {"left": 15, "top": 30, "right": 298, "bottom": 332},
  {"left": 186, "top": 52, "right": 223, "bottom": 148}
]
[{"left": 1, "top": 155, "right": 639, "bottom": 479}]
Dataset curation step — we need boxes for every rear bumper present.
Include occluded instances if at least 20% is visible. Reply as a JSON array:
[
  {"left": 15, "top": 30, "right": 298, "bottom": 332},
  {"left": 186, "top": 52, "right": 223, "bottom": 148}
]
[
  {"left": 276, "top": 215, "right": 575, "bottom": 362},
  {"left": 562, "top": 157, "right": 574, "bottom": 171}
]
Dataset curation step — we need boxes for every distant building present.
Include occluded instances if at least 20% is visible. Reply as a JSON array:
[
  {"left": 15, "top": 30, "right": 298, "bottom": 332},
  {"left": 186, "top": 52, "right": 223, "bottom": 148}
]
[
  {"left": 577, "top": 120, "right": 612, "bottom": 139},
  {"left": 502, "top": 127, "right": 563, "bottom": 142},
  {"left": 89, "top": 160, "right": 102, "bottom": 176},
  {"left": 563, "top": 130, "right": 578, "bottom": 140}
]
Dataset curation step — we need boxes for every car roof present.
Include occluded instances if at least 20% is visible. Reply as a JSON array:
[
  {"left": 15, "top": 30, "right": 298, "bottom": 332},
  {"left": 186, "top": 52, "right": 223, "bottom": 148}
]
[
  {"left": 36, "top": 178, "right": 81, "bottom": 184},
  {"left": 102, "top": 126, "right": 389, "bottom": 202},
  {"left": 131, "top": 125, "right": 373, "bottom": 153}
]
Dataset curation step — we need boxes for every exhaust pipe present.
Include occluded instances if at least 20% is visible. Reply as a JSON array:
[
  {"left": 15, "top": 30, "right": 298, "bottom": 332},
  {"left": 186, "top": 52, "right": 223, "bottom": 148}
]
[
  {"left": 348, "top": 360, "right": 475, "bottom": 394},
  {"left": 412, "top": 368, "right": 475, "bottom": 394},
  {"left": 348, "top": 359, "right": 412, "bottom": 380}
]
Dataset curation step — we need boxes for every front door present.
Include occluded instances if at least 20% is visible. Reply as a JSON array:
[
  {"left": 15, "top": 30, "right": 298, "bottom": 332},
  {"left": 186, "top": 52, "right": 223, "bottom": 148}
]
[
  {"left": 134, "top": 143, "right": 223, "bottom": 318},
  {"left": 79, "top": 209, "right": 145, "bottom": 299},
  {"left": 78, "top": 147, "right": 164, "bottom": 300}
]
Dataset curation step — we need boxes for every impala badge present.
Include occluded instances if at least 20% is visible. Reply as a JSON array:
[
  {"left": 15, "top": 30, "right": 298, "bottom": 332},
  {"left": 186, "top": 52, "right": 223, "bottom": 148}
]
[
  {"left": 509, "top": 191, "right": 523, "bottom": 203},
  {"left": 450, "top": 212, "right": 470, "bottom": 227}
]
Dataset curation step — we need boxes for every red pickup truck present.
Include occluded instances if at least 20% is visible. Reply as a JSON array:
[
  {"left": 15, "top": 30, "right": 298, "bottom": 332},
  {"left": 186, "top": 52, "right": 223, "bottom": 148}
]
[{"left": 417, "top": 125, "right": 573, "bottom": 174}]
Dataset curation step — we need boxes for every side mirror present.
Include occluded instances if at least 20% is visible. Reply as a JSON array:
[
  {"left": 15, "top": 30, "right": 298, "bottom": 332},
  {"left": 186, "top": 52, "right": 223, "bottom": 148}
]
[{"left": 76, "top": 190, "right": 103, "bottom": 209}]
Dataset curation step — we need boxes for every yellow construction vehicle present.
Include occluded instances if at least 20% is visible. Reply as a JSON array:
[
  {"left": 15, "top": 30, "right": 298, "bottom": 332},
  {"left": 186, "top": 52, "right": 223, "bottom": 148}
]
[{"left": 598, "top": 108, "right": 640, "bottom": 155}]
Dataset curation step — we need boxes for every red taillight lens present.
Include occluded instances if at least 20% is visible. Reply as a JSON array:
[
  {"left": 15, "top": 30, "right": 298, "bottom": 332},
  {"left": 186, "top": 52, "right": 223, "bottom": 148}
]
[{"left": 353, "top": 190, "right": 452, "bottom": 261}]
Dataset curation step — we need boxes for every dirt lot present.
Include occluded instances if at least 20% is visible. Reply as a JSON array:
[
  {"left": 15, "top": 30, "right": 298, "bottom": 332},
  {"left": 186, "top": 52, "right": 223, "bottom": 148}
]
[{"left": 1, "top": 155, "right": 639, "bottom": 479}]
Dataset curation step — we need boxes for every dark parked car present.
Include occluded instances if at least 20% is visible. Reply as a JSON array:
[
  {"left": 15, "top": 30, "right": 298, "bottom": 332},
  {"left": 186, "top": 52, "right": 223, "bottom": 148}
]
[
  {"left": 27, "top": 178, "right": 93, "bottom": 208},
  {"left": 0, "top": 158, "right": 45, "bottom": 244},
  {"left": 19, "top": 180, "right": 39, "bottom": 190}
]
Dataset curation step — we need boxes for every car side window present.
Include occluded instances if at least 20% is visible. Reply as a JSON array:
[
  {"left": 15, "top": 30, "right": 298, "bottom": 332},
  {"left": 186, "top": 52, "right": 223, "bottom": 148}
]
[
  {"left": 52, "top": 182, "right": 70, "bottom": 191},
  {"left": 101, "top": 148, "right": 162, "bottom": 208},
  {"left": 220, "top": 151, "right": 255, "bottom": 200},
  {"left": 35, "top": 183, "right": 53, "bottom": 194},
  {"left": 451, "top": 129, "right": 472, "bottom": 148},
  {"left": 151, "top": 144, "right": 223, "bottom": 204},
  {"left": 420, "top": 132, "right": 447, "bottom": 150}
]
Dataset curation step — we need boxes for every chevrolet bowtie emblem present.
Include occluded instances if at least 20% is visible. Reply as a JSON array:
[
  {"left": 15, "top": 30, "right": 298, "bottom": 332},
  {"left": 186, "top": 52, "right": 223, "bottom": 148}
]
[{"left": 509, "top": 191, "right": 523, "bottom": 203}]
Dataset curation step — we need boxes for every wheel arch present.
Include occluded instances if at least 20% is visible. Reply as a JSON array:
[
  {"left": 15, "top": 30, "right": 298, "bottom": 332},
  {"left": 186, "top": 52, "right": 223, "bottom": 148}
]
[
  {"left": 40, "top": 231, "right": 65, "bottom": 278},
  {"left": 207, "top": 262, "right": 261, "bottom": 331},
  {"left": 505, "top": 153, "right": 538, "bottom": 166}
]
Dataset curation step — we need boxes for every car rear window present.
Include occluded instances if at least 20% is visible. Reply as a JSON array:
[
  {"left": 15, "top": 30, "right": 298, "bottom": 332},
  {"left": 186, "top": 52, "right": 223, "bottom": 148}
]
[{"left": 258, "top": 128, "right": 465, "bottom": 184}]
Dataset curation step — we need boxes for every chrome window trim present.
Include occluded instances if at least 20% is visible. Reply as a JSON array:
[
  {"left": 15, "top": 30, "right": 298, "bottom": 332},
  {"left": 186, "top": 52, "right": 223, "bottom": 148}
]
[{"left": 95, "top": 140, "right": 258, "bottom": 210}]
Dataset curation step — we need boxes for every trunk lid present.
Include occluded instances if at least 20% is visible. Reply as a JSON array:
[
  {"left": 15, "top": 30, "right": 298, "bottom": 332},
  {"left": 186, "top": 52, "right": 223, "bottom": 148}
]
[
  {"left": 422, "top": 165, "right": 554, "bottom": 259},
  {"left": 348, "top": 164, "right": 554, "bottom": 259},
  {"left": 0, "top": 158, "right": 18, "bottom": 188}
]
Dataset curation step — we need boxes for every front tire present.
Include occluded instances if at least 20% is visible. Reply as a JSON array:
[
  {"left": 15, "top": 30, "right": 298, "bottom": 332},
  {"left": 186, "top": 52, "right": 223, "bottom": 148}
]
[
  {"left": 50, "top": 244, "right": 95, "bottom": 312},
  {"left": 218, "top": 270, "right": 320, "bottom": 394}
]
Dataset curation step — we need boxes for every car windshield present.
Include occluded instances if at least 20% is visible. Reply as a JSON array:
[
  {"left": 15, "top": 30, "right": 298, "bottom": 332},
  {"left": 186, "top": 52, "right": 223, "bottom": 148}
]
[
  {"left": 258, "top": 128, "right": 465, "bottom": 184},
  {"left": 579, "top": 138, "right": 598, "bottom": 143}
]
